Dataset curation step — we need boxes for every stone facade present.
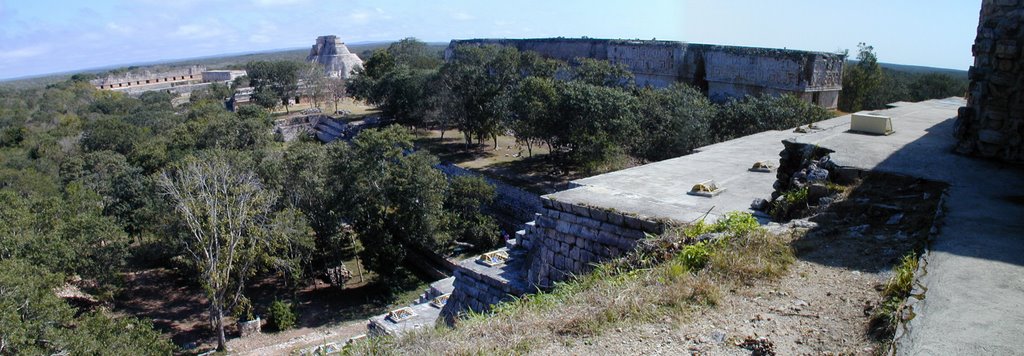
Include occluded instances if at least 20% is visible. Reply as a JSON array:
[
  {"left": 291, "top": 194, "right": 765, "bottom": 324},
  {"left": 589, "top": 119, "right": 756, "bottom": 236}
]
[
  {"left": 89, "top": 66, "right": 206, "bottom": 91},
  {"left": 446, "top": 38, "right": 844, "bottom": 108},
  {"left": 307, "top": 35, "right": 364, "bottom": 79},
  {"left": 527, "top": 197, "right": 665, "bottom": 289},
  {"left": 954, "top": 0, "right": 1024, "bottom": 162},
  {"left": 438, "top": 195, "right": 665, "bottom": 323}
]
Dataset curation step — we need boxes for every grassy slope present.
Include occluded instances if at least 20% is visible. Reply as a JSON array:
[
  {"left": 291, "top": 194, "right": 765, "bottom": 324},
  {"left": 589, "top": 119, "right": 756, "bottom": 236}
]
[{"left": 350, "top": 213, "right": 795, "bottom": 355}]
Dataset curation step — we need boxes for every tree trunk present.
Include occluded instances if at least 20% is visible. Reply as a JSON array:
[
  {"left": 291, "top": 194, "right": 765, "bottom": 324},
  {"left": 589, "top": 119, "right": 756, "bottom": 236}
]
[
  {"left": 527, "top": 140, "right": 533, "bottom": 157},
  {"left": 215, "top": 306, "right": 227, "bottom": 351},
  {"left": 492, "top": 134, "right": 498, "bottom": 149}
]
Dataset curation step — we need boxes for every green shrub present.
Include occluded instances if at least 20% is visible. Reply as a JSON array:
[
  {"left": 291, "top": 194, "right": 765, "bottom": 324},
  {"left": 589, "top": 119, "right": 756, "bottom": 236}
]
[
  {"left": 870, "top": 253, "right": 919, "bottom": 338},
  {"left": 267, "top": 300, "right": 297, "bottom": 331},
  {"left": 679, "top": 242, "right": 712, "bottom": 270}
]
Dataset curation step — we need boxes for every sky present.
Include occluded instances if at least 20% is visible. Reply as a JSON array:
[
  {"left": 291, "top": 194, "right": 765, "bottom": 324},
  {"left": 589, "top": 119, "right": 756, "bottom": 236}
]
[{"left": 0, "top": 0, "right": 982, "bottom": 80}]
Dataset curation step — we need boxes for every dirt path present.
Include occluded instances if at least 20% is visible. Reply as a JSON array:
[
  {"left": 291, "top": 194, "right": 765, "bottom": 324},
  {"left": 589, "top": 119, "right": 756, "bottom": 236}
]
[{"left": 228, "top": 320, "right": 368, "bottom": 356}]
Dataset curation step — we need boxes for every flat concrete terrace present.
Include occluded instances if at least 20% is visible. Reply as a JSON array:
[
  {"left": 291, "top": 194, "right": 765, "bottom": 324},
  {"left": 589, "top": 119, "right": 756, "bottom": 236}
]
[
  {"left": 551, "top": 97, "right": 1024, "bottom": 354},
  {"left": 368, "top": 302, "right": 444, "bottom": 336}
]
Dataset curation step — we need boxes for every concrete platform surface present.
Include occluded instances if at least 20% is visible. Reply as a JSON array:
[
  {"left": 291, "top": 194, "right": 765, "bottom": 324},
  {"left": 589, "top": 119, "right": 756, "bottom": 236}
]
[{"left": 551, "top": 98, "right": 1024, "bottom": 354}]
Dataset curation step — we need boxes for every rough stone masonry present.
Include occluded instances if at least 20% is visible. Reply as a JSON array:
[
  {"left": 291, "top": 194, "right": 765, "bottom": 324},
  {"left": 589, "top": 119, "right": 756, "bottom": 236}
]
[
  {"left": 955, "top": 0, "right": 1024, "bottom": 163},
  {"left": 447, "top": 38, "right": 844, "bottom": 108}
]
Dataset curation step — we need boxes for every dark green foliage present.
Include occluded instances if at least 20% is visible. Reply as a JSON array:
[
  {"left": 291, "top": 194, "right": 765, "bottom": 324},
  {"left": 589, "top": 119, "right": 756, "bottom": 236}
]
[
  {"left": 246, "top": 60, "right": 302, "bottom": 111},
  {"left": 0, "top": 259, "right": 174, "bottom": 355},
  {"left": 839, "top": 43, "right": 883, "bottom": 112},
  {"left": 445, "top": 176, "right": 499, "bottom": 249},
  {"left": 569, "top": 57, "right": 635, "bottom": 89},
  {"left": 347, "top": 38, "right": 442, "bottom": 126},
  {"left": 267, "top": 300, "right": 297, "bottom": 331},
  {"left": 502, "top": 76, "right": 560, "bottom": 156},
  {"left": 81, "top": 117, "right": 144, "bottom": 155},
  {"left": 715, "top": 94, "right": 833, "bottom": 141},
  {"left": 551, "top": 81, "right": 640, "bottom": 171},
  {"left": 265, "top": 207, "right": 317, "bottom": 288},
  {"left": 840, "top": 43, "right": 967, "bottom": 112},
  {"left": 331, "top": 126, "right": 448, "bottom": 279},
  {"left": 633, "top": 84, "right": 717, "bottom": 161},
  {"left": 0, "top": 186, "right": 130, "bottom": 285},
  {"left": 438, "top": 44, "right": 524, "bottom": 146}
]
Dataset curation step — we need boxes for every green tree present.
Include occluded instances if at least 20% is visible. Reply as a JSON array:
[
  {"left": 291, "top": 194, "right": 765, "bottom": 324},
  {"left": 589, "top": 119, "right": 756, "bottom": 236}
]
[
  {"left": 503, "top": 76, "right": 560, "bottom": 156},
  {"left": 265, "top": 207, "right": 317, "bottom": 290},
  {"left": 438, "top": 45, "right": 522, "bottom": 147},
  {"left": 0, "top": 186, "right": 130, "bottom": 286},
  {"left": 909, "top": 73, "right": 967, "bottom": 101},
  {"left": 246, "top": 60, "right": 302, "bottom": 112},
  {"left": 347, "top": 41, "right": 440, "bottom": 126},
  {"left": 569, "top": 57, "right": 635, "bottom": 89},
  {"left": 0, "top": 259, "right": 174, "bottom": 355},
  {"left": 332, "top": 126, "right": 448, "bottom": 279},
  {"left": 158, "top": 152, "right": 277, "bottom": 351},
  {"left": 715, "top": 94, "right": 833, "bottom": 141},
  {"left": 633, "top": 84, "right": 717, "bottom": 161},
  {"left": 552, "top": 81, "right": 640, "bottom": 171},
  {"left": 839, "top": 43, "right": 883, "bottom": 112},
  {"left": 444, "top": 176, "right": 499, "bottom": 249}
]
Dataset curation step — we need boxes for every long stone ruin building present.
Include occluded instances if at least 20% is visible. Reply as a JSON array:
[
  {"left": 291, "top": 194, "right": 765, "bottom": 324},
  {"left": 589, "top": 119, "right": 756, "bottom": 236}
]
[
  {"left": 307, "top": 35, "right": 364, "bottom": 79},
  {"left": 955, "top": 0, "right": 1024, "bottom": 163},
  {"left": 89, "top": 66, "right": 245, "bottom": 96},
  {"left": 447, "top": 38, "right": 845, "bottom": 108}
]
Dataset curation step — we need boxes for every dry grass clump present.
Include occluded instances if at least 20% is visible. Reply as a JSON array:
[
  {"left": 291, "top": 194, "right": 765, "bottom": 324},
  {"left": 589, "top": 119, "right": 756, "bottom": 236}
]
[{"left": 346, "top": 212, "right": 795, "bottom": 355}]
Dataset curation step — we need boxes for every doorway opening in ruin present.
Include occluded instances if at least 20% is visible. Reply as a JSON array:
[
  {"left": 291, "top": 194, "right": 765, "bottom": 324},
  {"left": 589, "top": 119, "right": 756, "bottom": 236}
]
[
  {"left": 694, "top": 57, "right": 709, "bottom": 94},
  {"left": 813, "top": 92, "right": 821, "bottom": 106}
]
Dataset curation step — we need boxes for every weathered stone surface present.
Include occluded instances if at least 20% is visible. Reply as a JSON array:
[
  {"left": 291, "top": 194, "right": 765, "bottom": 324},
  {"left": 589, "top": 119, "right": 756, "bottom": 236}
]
[
  {"left": 955, "top": 1, "right": 1024, "bottom": 162},
  {"left": 447, "top": 38, "right": 844, "bottom": 108},
  {"left": 307, "top": 35, "right": 364, "bottom": 79}
]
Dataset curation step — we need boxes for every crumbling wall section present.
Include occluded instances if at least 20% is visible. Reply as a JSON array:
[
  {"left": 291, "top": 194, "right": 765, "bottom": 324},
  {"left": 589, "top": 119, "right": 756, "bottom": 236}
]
[
  {"left": 954, "top": 0, "right": 1024, "bottom": 162},
  {"left": 527, "top": 196, "right": 665, "bottom": 289}
]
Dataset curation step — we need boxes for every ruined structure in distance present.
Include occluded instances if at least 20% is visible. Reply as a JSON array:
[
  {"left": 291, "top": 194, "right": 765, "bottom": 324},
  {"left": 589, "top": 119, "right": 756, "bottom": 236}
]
[
  {"left": 447, "top": 38, "right": 845, "bottom": 108},
  {"left": 307, "top": 35, "right": 364, "bottom": 79}
]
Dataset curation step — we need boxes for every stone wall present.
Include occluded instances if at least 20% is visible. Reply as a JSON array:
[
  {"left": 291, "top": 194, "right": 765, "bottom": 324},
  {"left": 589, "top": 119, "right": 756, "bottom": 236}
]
[
  {"left": 89, "top": 66, "right": 206, "bottom": 90},
  {"left": 447, "top": 38, "right": 844, "bottom": 108},
  {"left": 954, "top": 0, "right": 1024, "bottom": 162},
  {"left": 440, "top": 247, "right": 530, "bottom": 323},
  {"left": 435, "top": 163, "right": 543, "bottom": 224},
  {"left": 527, "top": 196, "right": 665, "bottom": 289}
]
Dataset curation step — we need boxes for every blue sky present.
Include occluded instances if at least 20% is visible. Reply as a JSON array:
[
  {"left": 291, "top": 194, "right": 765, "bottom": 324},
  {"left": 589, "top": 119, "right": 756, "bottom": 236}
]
[{"left": 0, "top": 0, "right": 981, "bottom": 80}]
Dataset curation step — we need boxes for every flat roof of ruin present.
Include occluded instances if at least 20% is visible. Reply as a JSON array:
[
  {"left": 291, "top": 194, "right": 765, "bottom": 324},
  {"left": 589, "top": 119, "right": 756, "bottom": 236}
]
[
  {"left": 548, "top": 97, "right": 966, "bottom": 224},
  {"left": 449, "top": 37, "right": 845, "bottom": 58}
]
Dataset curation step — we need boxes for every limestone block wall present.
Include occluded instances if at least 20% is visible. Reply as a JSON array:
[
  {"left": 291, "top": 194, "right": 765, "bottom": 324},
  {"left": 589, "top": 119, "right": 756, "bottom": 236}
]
[
  {"left": 527, "top": 196, "right": 665, "bottom": 289},
  {"left": 440, "top": 248, "right": 530, "bottom": 322},
  {"left": 954, "top": 0, "right": 1024, "bottom": 162},
  {"left": 435, "top": 163, "right": 543, "bottom": 224},
  {"left": 89, "top": 66, "right": 206, "bottom": 90},
  {"left": 447, "top": 38, "right": 844, "bottom": 108}
]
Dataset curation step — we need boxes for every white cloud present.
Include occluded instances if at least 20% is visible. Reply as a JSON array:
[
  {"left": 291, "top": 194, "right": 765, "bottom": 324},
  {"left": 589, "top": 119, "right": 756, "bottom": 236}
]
[
  {"left": 105, "top": 22, "right": 133, "bottom": 35},
  {"left": 248, "top": 21, "right": 278, "bottom": 44},
  {"left": 451, "top": 11, "right": 474, "bottom": 21},
  {"left": 170, "top": 20, "right": 227, "bottom": 39},
  {"left": 346, "top": 7, "right": 390, "bottom": 24},
  {"left": 0, "top": 44, "right": 50, "bottom": 62},
  {"left": 253, "top": 0, "right": 308, "bottom": 6}
]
